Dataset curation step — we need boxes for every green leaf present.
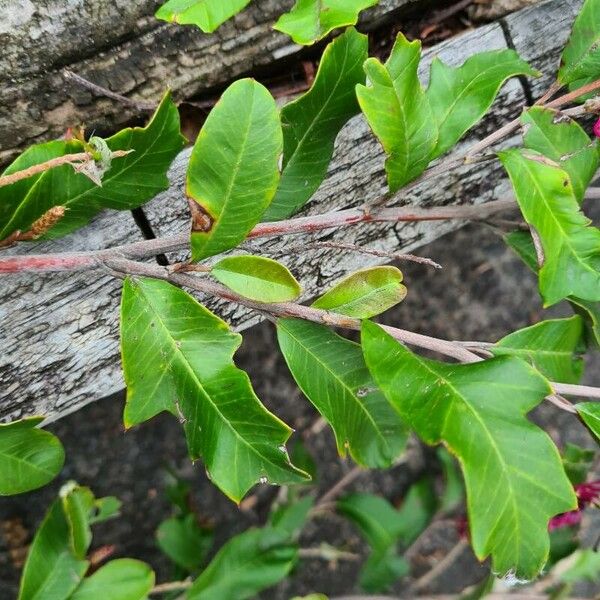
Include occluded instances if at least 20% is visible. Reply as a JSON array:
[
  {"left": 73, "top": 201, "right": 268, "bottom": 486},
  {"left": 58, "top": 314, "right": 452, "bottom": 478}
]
[
  {"left": 437, "top": 448, "right": 464, "bottom": 512},
  {"left": 521, "top": 107, "right": 598, "bottom": 203},
  {"left": 356, "top": 33, "right": 437, "bottom": 192},
  {"left": 264, "top": 28, "right": 368, "bottom": 220},
  {"left": 186, "top": 528, "right": 297, "bottom": 599},
  {"left": 311, "top": 266, "right": 407, "bottom": 318},
  {"left": 576, "top": 402, "right": 600, "bottom": 442},
  {"left": 558, "top": 549, "right": 600, "bottom": 583},
  {"left": 18, "top": 499, "right": 88, "bottom": 600},
  {"left": 156, "top": 0, "right": 251, "bottom": 32},
  {"left": 70, "top": 559, "right": 154, "bottom": 600},
  {"left": 505, "top": 231, "right": 600, "bottom": 347},
  {"left": 273, "top": 0, "right": 378, "bottom": 45},
  {"left": 61, "top": 483, "right": 95, "bottom": 559},
  {"left": 188, "top": 79, "right": 282, "bottom": 261},
  {"left": 0, "top": 92, "right": 184, "bottom": 240},
  {"left": 359, "top": 547, "right": 409, "bottom": 593},
  {"left": 269, "top": 495, "right": 314, "bottom": 539},
  {"left": 562, "top": 443, "right": 595, "bottom": 485},
  {"left": 277, "top": 319, "right": 407, "bottom": 468},
  {"left": 492, "top": 316, "right": 585, "bottom": 384},
  {"left": 558, "top": 0, "right": 600, "bottom": 90},
  {"left": 361, "top": 320, "right": 577, "bottom": 579},
  {"left": 426, "top": 50, "right": 537, "bottom": 157},
  {"left": 121, "top": 277, "right": 307, "bottom": 502},
  {"left": 0, "top": 417, "right": 64, "bottom": 496},
  {"left": 212, "top": 255, "right": 301, "bottom": 302},
  {"left": 499, "top": 149, "right": 600, "bottom": 307},
  {"left": 90, "top": 496, "right": 122, "bottom": 524},
  {"left": 157, "top": 514, "right": 213, "bottom": 572}
]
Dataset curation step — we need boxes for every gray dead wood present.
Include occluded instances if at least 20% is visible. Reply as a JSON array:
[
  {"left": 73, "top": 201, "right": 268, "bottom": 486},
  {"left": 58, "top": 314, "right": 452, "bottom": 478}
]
[
  {"left": 0, "top": 0, "right": 576, "bottom": 422},
  {"left": 0, "top": 0, "right": 419, "bottom": 163}
]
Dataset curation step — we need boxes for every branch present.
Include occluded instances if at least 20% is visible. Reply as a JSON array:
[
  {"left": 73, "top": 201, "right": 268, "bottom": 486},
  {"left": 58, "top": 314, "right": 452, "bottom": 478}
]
[{"left": 0, "top": 150, "right": 131, "bottom": 188}]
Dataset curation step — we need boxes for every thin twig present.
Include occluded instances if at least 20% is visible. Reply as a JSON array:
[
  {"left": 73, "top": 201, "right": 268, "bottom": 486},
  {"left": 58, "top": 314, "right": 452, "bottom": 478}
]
[
  {"left": 409, "top": 539, "right": 470, "bottom": 593},
  {"left": 149, "top": 579, "right": 192, "bottom": 595},
  {"left": 64, "top": 70, "right": 156, "bottom": 112},
  {"left": 298, "top": 544, "right": 360, "bottom": 562},
  {"left": 0, "top": 150, "right": 130, "bottom": 188},
  {"left": 314, "top": 466, "right": 365, "bottom": 508}
]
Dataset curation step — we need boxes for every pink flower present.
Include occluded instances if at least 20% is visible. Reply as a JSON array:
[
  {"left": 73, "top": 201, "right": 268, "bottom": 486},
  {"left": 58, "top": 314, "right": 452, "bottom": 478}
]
[
  {"left": 549, "top": 480, "right": 600, "bottom": 531},
  {"left": 593, "top": 118, "right": 600, "bottom": 138}
]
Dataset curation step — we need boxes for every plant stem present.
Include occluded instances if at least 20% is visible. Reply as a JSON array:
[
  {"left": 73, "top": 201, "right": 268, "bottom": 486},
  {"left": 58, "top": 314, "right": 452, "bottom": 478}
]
[
  {"left": 0, "top": 150, "right": 131, "bottom": 188},
  {"left": 149, "top": 580, "right": 192, "bottom": 595}
]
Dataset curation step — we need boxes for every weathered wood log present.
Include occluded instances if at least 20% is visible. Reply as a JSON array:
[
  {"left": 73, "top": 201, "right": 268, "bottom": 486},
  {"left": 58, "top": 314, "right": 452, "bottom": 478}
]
[
  {"left": 0, "top": 0, "right": 419, "bottom": 163},
  {"left": 0, "top": 0, "right": 576, "bottom": 423}
]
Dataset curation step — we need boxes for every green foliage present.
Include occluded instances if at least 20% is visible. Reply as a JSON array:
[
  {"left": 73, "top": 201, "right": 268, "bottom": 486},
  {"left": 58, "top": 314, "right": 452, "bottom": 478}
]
[
  {"left": 273, "top": 0, "right": 378, "bottom": 45},
  {"left": 357, "top": 34, "right": 436, "bottom": 192},
  {"left": 521, "top": 107, "right": 598, "bottom": 203},
  {"left": 188, "top": 79, "right": 282, "bottom": 261},
  {"left": 121, "top": 277, "right": 307, "bottom": 502},
  {"left": 157, "top": 514, "right": 213, "bottom": 572},
  {"left": 0, "top": 417, "right": 64, "bottom": 496},
  {"left": 212, "top": 255, "right": 301, "bottom": 302},
  {"left": 492, "top": 316, "right": 585, "bottom": 383},
  {"left": 311, "top": 266, "right": 406, "bottom": 318},
  {"left": 559, "top": 0, "right": 600, "bottom": 90},
  {"left": 576, "top": 402, "right": 600, "bottom": 441},
  {"left": 0, "top": 92, "right": 184, "bottom": 241},
  {"left": 558, "top": 549, "right": 600, "bottom": 583},
  {"left": 426, "top": 50, "right": 537, "bottom": 157},
  {"left": 264, "top": 28, "right": 368, "bottom": 220},
  {"left": 437, "top": 448, "right": 464, "bottom": 512},
  {"left": 269, "top": 495, "right": 314, "bottom": 539},
  {"left": 61, "top": 483, "right": 95, "bottom": 558},
  {"left": 70, "top": 559, "right": 155, "bottom": 600},
  {"left": 361, "top": 320, "right": 577, "bottom": 578},
  {"left": 277, "top": 319, "right": 407, "bottom": 468},
  {"left": 156, "top": 0, "right": 251, "bottom": 32},
  {"left": 500, "top": 149, "right": 600, "bottom": 307},
  {"left": 562, "top": 443, "right": 596, "bottom": 485},
  {"left": 186, "top": 528, "right": 297, "bottom": 599}
]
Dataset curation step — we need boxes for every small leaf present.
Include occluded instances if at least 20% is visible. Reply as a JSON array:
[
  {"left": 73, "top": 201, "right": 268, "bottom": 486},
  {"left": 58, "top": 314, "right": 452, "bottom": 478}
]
[
  {"left": 500, "top": 149, "right": 600, "bottom": 307},
  {"left": 157, "top": 514, "right": 213, "bottom": 572},
  {"left": 18, "top": 499, "right": 89, "bottom": 600},
  {"left": 121, "top": 277, "right": 307, "bottom": 502},
  {"left": 186, "top": 527, "right": 297, "bottom": 599},
  {"left": 156, "top": 0, "right": 251, "bottom": 32},
  {"left": 359, "top": 548, "right": 409, "bottom": 593},
  {"left": 362, "top": 320, "right": 577, "bottom": 579},
  {"left": 0, "top": 92, "right": 185, "bottom": 240},
  {"left": 0, "top": 417, "right": 64, "bottom": 496},
  {"left": 70, "top": 559, "right": 155, "bottom": 600},
  {"left": 558, "top": 0, "right": 600, "bottom": 91},
  {"left": 311, "top": 266, "right": 407, "bottom": 318},
  {"left": 521, "top": 107, "right": 598, "bottom": 203},
  {"left": 90, "top": 496, "right": 122, "bottom": 524},
  {"left": 437, "top": 448, "right": 464, "bottom": 512},
  {"left": 426, "top": 50, "right": 537, "bottom": 157},
  {"left": 505, "top": 230, "right": 600, "bottom": 347},
  {"left": 273, "top": 0, "right": 378, "bottom": 45},
  {"left": 188, "top": 79, "right": 282, "bottom": 261},
  {"left": 264, "top": 28, "right": 368, "bottom": 220},
  {"left": 277, "top": 319, "right": 407, "bottom": 468},
  {"left": 357, "top": 33, "right": 437, "bottom": 192},
  {"left": 212, "top": 255, "right": 301, "bottom": 302},
  {"left": 492, "top": 316, "right": 585, "bottom": 384},
  {"left": 61, "top": 483, "right": 95, "bottom": 559},
  {"left": 269, "top": 495, "right": 314, "bottom": 539},
  {"left": 562, "top": 443, "right": 596, "bottom": 485},
  {"left": 576, "top": 402, "right": 600, "bottom": 442}
]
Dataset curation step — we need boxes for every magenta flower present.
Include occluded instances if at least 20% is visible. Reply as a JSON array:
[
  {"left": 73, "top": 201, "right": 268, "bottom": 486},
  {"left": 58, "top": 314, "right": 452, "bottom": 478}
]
[
  {"left": 549, "top": 480, "right": 600, "bottom": 531},
  {"left": 593, "top": 118, "right": 600, "bottom": 138}
]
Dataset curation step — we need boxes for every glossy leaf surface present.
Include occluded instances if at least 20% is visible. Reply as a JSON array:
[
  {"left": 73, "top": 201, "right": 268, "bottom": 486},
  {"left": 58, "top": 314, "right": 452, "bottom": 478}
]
[
  {"left": 426, "top": 50, "right": 537, "bottom": 157},
  {"left": 186, "top": 528, "right": 297, "bottom": 599},
  {"left": 357, "top": 34, "right": 437, "bottom": 192},
  {"left": 311, "top": 266, "right": 407, "bottom": 318},
  {"left": 0, "top": 417, "right": 64, "bottom": 496},
  {"left": 70, "top": 559, "right": 154, "bottom": 600},
  {"left": 18, "top": 498, "right": 88, "bottom": 600},
  {"left": 264, "top": 28, "right": 368, "bottom": 220},
  {"left": 277, "top": 319, "right": 406, "bottom": 468},
  {"left": 559, "top": 0, "right": 600, "bottom": 90},
  {"left": 156, "top": 0, "right": 251, "bottom": 32},
  {"left": 188, "top": 79, "right": 282, "bottom": 261},
  {"left": 362, "top": 320, "right": 576, "bottom": 578},
  {"left": 273, "top": 0, "right": 378, "bottom": 45},
  {"left": 121, "top": 277, "right": 307, "bottom": 502},
  {"left": 0, "top": 93, "right": 184, "bottom": 241},
  {"left": 492, "top": 316, "right": 585, "bottom": 383},
  {"left": 212, "top": 255, "right": 301, "bottom": 302},
  {"left": 500, "top": 149, "right": 600, "bottom": 307}
]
